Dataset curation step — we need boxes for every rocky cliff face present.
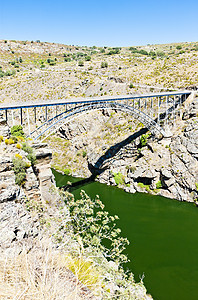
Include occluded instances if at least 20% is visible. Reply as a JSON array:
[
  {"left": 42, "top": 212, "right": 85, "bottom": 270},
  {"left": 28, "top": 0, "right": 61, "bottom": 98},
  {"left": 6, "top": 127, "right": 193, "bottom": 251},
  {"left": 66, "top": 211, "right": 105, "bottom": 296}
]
[
  {"left": 0, "top": 120, "right": 152, "bottom": 300},
  {"left": 48, "top": 99, "right": 198, "bottom": 203},
  {"left": 0, "top": 121, "right": 54, "bottom": 256}
]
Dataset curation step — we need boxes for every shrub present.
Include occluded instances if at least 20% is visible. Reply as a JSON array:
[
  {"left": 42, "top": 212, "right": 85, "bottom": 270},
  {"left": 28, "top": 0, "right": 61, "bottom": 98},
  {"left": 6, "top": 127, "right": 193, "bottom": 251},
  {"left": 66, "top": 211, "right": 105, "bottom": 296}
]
[
  {"left": 63, "top": 168, "right": 72, "bottom": 175},
  {"left": 49, "top": 60, "right": 56, "bottom": 66},
  {"left": 107, "top": 48, "right": 120, "bottom": 55},
  {"left": 15, "top": 153, "right": 23, "bottom": 159},
  {"left": 64, "top": 57, "right": 71, "bottom": 62},
  {"left": 78, "top": 60, "right": 84, "bottom": 67},
  {"left": 101, "top": 61, "right": 108, "bottom": 68},
  {"left": 129, "top": 83, "right": 134, "bottom": 89},
  {"left": 176, "top": 45, "right": 182, "bottom": 50},
  {"left": 64, "top": 190, "right": 129, "bottom": 264},
  {"left": 140, "top": 133, "right": 150, "bottom": 147},
  {"left": 11, "top": 125, "right": 25, "bottom": 137},
  {"left": 15, "top": 172, "right": 26, "bottom": 185},
  {"left": 17, "top": 136, "right": 25, "bottom": 142},
  {"left": 16, "top": 143, "right": 22, "bottom": 149},
  {"left": 113, "top": 172, "right": 125, "bottom": 186},
  {"left": 5, "top": 138, "right": 14, "bottom": 145},
  {"left": 22, "top": 143, "right": 36, "bottom": 165},
  {"left": 85, "top": 56, "right": 91, "bottom": 61},
  {"left": 10, "top": 135, "right": 18, "bottom": 143},
  {"left": 82, "top": 150, "right": 87, "bottom": 158},
  {"left": 156, "top": 180, "right": 162, "bottom": 189},
  {"left": 12, "top": 157, "right": 27, "bottom": 185}
]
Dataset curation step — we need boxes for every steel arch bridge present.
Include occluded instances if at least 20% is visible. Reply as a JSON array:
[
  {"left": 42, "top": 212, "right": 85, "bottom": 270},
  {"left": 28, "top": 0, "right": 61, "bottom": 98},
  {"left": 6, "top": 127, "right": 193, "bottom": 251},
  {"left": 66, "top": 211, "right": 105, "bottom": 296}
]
[{"left": 0, "top": 90, "right": 194, "bottom": 141}]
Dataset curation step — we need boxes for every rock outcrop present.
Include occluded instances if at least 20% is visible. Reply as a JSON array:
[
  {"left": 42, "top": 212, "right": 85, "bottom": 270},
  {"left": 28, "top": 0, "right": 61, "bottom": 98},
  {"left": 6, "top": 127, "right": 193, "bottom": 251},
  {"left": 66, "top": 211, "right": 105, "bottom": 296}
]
[
  {"left": 52, "top": 99, "right": 198, "bottom": 203},
  {"left": 0, "top": 122, "right": 54, "bottom": 256}
]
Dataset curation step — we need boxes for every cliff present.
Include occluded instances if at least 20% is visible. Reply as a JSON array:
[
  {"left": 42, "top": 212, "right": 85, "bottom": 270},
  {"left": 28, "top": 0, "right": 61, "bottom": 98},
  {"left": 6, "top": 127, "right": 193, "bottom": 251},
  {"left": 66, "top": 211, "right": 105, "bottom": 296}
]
[
  {"left": 0, "top": 121, "right": 152, "bottom": 299},
  {"left": 47, "top": 99, "right": 198, "bottom": 203}
]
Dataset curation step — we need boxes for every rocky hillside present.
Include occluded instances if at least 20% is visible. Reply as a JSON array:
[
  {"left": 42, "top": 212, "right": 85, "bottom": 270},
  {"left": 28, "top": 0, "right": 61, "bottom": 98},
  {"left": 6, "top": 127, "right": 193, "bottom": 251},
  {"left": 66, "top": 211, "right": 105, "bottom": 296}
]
[
  {"left": 0, "top": 121, "right": 152, "bottom": 299},
  {"left": 0, "top": 39, "right": 198, "bottom": 107},
  {"left": 47, "top": 99, "right": 198, "bottom": 203}
]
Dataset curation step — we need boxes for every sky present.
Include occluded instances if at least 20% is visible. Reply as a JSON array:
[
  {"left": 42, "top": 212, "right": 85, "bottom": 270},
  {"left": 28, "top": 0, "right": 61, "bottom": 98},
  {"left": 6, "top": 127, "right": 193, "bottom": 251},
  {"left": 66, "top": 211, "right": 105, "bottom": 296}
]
[{"left": 0, "top": 0, "right": 198, "bottom": 47}]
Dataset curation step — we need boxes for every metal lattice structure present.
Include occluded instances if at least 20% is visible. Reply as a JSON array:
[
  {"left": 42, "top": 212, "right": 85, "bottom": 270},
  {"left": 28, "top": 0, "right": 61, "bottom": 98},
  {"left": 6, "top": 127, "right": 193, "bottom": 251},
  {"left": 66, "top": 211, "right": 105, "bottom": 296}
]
[{"left": 0, "top": 90, "right": 193, "bottom": 140}]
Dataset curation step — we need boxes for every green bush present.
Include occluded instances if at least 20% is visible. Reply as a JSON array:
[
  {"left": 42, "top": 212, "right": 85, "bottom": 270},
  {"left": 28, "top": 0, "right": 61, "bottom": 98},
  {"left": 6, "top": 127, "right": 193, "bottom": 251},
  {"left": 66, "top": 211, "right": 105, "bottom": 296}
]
[
  {"left": 129, "top": 83, "right": 134, "bottom": 89},
  {"left": 78, "top": 60, "right": 84, "bottom": 67},
  {"left": 101, "top": 61, "right": 108, "bottom": 68},
  {"left": 64, "top": 190, "right": 129, "bottom": 264},
  {"left": 176, "top": 45, "right": 182, "bottom": 50},
  {"left": 12, "top": 157, "right": 27, "bottom": 185},
  {"left": 107, "top": 47, "right": 120, "bottom": 55},
  {"left": 82, "top": 150, "right": 87, "bottom": 158},
  {"left": 63, "top": 168, "right": 72, "bottom": 175},
  {"left": 49, "top": 60, "right": 56, "bottom": 66},
  {"left": 22, "top": 143, "right": 36, "bottom": 165},
  {"left": 11, "top": 125, "right": 25, "bottom": 137},
  {"left": 85, "top": 56, "right": 91, "bottom": 61},
  {"left": 140, "top": 133, "right": 150, "bottom": 147},
  {"left": 156, "top": 180, "right": 162, "bottom": 189},
  {"left": 15, "top": 172, "right": 26, "bottom": 186},
  {"left": 64, "top": 57, "right": 71, "bottom": 62},
  {"left": 113, "top": 172, "right": 124, "bottom": 185}
]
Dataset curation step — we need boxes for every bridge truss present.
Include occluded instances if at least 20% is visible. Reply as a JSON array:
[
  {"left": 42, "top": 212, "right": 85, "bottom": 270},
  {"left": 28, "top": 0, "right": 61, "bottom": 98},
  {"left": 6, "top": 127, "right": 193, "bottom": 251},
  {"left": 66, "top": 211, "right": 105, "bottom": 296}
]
[{"left": 0, "top": 91, "right": 193, "bottom": 140}]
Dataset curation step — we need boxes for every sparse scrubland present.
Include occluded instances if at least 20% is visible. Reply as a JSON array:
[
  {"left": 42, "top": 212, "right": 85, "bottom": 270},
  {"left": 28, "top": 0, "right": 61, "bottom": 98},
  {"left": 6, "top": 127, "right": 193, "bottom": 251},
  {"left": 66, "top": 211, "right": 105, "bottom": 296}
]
[{"left": 0, "top": 40, "right": 198, "bottom": 106}]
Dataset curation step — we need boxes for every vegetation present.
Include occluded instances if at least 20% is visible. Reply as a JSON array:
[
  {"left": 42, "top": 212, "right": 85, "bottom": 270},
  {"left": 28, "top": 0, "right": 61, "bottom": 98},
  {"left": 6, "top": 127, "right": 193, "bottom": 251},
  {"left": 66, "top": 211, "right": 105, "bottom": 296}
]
[
  {"left": 63, "top": 168, "right": 72, "bottom": 175},
  {"left": 12, "top": 157, "right": 27, "bottom": 185},
  {"left": 22, "top": 142, "right": 36, "bottom": 165},
  {"left": 64, "top": 190, "right": 129, "bottom": 264},
  {"left": 140, "top": 133, "right": 150, "bottom": 147},
  {"left": 113, "top": 172, "right": 125, "bottom": 186},
  {"left": 78, "top": 60, "right": 84, "bottom": 67},
  {"left": 11, "top": 125, "right": 25, "bottom": 137},
  {"left": 156, "top": 180, "right": 162, "bottom": 189},
  {"left": 101, "top": 61, "right": 108, "bottom": 68}
]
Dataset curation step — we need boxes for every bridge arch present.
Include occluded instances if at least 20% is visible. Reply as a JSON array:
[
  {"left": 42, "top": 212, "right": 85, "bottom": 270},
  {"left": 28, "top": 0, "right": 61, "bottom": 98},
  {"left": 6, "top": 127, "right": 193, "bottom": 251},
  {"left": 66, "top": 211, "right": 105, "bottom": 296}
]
[{"left": 28, "top": 101, "right": 167, "bottom": 141}]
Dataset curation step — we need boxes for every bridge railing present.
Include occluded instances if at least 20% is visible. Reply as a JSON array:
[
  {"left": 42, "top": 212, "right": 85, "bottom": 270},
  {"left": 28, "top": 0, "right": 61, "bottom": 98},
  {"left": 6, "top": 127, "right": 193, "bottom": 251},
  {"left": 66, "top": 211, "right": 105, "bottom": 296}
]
[{"left": 0, "top": 90, "right": 193, "bottom": 139}]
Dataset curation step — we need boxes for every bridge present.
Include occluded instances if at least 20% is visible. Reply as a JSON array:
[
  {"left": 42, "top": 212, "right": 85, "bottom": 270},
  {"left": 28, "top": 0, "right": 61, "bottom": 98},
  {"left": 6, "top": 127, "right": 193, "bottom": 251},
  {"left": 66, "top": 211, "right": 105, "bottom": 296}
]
[{"left": 0, "top": 90, "right": 194, "bottom": 141}]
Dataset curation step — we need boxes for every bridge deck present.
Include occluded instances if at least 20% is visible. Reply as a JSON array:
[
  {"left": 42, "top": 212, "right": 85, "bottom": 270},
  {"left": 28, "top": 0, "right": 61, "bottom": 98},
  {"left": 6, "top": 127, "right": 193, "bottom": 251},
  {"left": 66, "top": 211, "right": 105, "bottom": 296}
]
[{"left": 0, "top": 90, "right": 192, "bottom": 110}]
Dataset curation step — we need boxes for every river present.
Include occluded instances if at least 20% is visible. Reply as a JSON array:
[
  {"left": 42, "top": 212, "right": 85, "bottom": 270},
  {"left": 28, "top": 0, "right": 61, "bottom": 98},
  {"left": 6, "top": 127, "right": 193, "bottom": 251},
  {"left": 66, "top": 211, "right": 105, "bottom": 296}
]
[{"left": 52, "top": 169, "right": 198, "bottom": 300}]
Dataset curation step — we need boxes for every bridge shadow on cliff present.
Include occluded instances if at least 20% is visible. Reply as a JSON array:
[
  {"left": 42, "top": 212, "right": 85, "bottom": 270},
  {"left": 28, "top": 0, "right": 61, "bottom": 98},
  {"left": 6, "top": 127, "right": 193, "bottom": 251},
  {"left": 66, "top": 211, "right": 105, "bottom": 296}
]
[
  {"left": 61, "top": 97, "right": 184, "bottom": 191},
  {"left": 62, "top": 127, "right": 148, "bottom": 191}
]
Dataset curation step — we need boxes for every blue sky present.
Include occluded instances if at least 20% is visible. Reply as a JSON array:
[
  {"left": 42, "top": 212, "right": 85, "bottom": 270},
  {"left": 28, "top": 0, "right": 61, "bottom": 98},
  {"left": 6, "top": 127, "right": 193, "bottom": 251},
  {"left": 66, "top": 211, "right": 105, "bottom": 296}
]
[{"left": 0, "top": 0, "right": 198, "bottom": 47}]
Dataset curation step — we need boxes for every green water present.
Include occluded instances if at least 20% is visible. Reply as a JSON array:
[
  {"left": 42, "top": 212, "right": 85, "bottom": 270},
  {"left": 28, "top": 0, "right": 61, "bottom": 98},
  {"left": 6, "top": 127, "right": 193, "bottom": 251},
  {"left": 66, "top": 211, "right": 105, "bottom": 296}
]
[{"left": 53, "top": 169, "right": 198, "bottom": 300}]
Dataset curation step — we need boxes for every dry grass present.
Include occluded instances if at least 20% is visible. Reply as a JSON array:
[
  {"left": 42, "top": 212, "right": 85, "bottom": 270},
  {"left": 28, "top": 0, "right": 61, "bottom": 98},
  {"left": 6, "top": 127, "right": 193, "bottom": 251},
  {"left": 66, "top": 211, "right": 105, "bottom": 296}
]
[{"left": 0, "top": 242, "right": 100, "bottom": 300}]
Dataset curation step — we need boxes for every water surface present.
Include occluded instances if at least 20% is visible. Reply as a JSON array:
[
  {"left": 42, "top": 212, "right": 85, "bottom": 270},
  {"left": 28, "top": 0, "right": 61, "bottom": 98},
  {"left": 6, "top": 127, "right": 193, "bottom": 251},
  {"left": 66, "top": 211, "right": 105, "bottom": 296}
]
[{"left": 53, "top": 169, "right": 198, "bottom": 300}]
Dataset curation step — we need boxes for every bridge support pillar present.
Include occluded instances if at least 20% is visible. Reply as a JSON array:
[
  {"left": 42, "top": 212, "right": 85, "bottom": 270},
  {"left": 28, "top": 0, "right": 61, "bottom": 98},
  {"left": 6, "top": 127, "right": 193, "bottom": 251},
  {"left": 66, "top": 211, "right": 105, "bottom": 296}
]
[
  {"left": 34, "top": 107, "right": 36, "bottom": 123},
  {"left": 45, "top": 106, "right": 48, "bottom": 122},
  {"left": 20, "top": 108, "right": 23, "bottom": 125},
  {"left": 5, "top": 110, "right": 8, "bottom": 123}
]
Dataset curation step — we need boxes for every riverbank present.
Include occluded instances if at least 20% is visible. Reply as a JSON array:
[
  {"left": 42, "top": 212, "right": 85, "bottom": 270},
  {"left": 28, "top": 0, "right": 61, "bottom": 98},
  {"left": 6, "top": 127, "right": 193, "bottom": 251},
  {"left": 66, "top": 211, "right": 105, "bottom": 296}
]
[{"left": 47, "top": 99, "right": 198, "bottom": 203}]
